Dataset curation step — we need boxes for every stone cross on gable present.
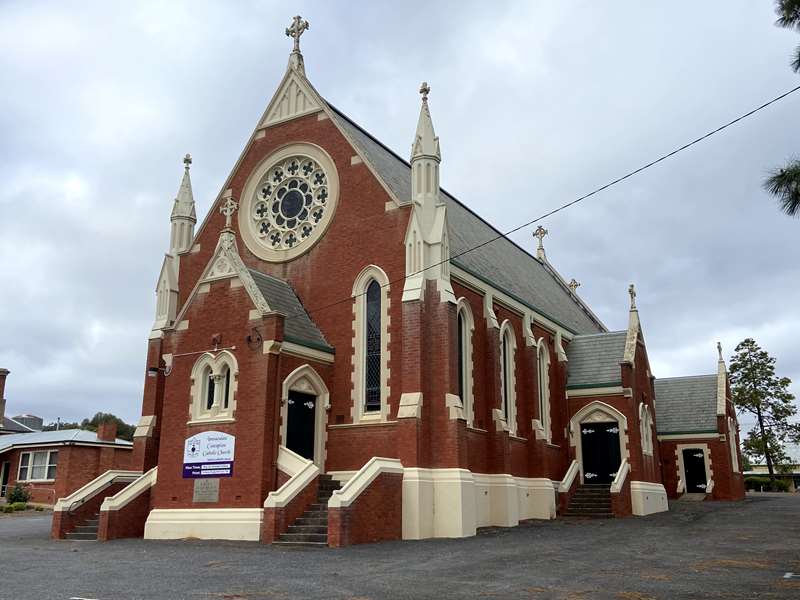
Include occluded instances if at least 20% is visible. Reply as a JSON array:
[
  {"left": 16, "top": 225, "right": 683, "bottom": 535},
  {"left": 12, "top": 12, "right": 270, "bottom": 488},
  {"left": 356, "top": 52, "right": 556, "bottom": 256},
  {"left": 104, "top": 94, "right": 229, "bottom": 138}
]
[
  {"left": 568, "top": 279, "right": 581, "bottom": 293},
  {"left": 420, "top": 81, "right": 431, "bottom": 103},
  {"left": 286, "top": 15, "right": 310, "bottom": 53},
  {"left": 220, "top": 192, "right": 238, "bottom": 229},
  {"left": 628, "top": 284, "right": 637, "bottom": 310},
  {"left": 533, "top": 225, "right": 548, "bottom": 247},
  {"left": 717, "top": 341, "right": 723, "bottom": 361},
  {"left": 183, "top": 153, "right": 192, "bottom": 169}
]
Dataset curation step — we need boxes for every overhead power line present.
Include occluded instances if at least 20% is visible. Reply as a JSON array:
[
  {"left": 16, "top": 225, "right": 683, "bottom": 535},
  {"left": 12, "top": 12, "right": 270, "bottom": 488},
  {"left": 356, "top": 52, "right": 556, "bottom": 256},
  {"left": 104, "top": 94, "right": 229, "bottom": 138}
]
[{"left": 284, "top": 83, "right": 800, "bottom": 324}]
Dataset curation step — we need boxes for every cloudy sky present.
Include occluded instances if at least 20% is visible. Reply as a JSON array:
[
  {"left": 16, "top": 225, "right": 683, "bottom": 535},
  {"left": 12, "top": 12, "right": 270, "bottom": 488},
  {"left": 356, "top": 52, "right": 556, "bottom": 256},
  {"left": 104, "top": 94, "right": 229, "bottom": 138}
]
[{"left": 1, "top": 1, "right": 798, "bottom": 436}]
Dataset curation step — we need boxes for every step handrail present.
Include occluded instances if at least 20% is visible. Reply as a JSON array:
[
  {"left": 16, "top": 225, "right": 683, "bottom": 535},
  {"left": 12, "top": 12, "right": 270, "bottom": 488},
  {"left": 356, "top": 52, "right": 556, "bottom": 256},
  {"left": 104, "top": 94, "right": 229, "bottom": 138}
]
[
  {"left": 100, "top": 467, "right": 158, "bottom": 512},
  {"left": 610, "top": 459, "right": 630, "bottom": 494},
  {"left": 264, "top": 446, "right": 319, "bottom": 508},
  {"left": 327, "top": 457, "right": 403, "bottom": 509},
  {"left": 54, "top": 470, "right": 142, "bottom": 513},
  {"left": 558, "top": 460, "right": 580, "bottom": 493}
]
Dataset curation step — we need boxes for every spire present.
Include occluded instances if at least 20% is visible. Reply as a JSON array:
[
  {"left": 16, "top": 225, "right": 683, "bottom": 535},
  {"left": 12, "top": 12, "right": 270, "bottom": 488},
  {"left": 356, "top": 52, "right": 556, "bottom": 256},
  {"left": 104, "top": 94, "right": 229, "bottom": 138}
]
[
  {"left": 716, "top": 341, "right": 728, "bottom": 415},
  {"left": 285, "top": 15, "right": 310, "bottom": 74},
  {"left": 411, "top": 82, "right": 441, "bottom": 161},
  {"left": 628, "top": 283, "right": 637, "bottom": 310},
  {"left": 533, "top": 225, "right": 548, "bottom": 260},
  {"left": 169, "top": 154, "right": 197, "bottom": 254}
]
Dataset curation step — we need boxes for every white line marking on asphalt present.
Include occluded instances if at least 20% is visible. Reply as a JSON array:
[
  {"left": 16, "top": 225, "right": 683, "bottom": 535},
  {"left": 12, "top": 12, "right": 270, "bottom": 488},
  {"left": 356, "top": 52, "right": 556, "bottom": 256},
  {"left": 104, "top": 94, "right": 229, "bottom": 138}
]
[
  {"left": 69, "top": 597, "right": 99, "bottom": 599},
  {"left": 783, "top": 572, "right": 799, "bottom": 579}
]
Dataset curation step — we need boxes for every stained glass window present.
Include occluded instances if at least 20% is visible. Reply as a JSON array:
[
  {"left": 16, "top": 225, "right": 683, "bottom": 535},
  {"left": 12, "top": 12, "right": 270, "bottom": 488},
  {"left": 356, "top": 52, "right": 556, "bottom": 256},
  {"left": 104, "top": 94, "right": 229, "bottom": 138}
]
[{"left": 365, "top": 280, "right": 382, "bottom": 412}]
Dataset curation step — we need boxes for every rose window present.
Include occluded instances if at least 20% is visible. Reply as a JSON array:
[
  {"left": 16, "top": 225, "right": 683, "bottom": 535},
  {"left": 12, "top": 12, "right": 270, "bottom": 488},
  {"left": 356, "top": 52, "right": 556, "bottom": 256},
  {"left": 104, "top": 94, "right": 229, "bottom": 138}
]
[{"left": 251, "top": 155, "right": 330, "bottom": 251}]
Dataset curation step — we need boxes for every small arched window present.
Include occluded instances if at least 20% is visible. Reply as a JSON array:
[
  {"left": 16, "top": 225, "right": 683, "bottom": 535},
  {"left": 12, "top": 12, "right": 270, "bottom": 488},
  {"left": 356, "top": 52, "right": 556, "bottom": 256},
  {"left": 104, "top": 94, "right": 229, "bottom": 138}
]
[
  {"left": 364, "top": 280, "right": 382, "bottom": 413},
  {"left": 499, "top": 321, "right": 517, "bottom": 434},
  {"left": 537, "top": 342, "right": 551, "bottom": 441},
  {"left": 456, "top": 298, "right": 475, "bottom": 426},
  {"left": 190, "top": 351, "right": 238, "bottom": 423}
]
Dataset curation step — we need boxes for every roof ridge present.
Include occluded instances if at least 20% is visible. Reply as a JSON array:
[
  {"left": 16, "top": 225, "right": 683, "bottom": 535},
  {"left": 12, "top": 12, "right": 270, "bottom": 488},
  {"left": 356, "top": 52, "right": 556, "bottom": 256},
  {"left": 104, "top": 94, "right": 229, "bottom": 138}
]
[{"left": 656, "top": 374, "right": 716, "bottom": 382}]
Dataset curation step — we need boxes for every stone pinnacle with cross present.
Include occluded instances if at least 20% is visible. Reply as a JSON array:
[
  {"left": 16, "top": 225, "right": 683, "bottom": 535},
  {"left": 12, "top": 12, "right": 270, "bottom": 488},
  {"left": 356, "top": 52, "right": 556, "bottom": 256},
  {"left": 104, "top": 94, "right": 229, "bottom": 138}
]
[
  {"left": 183, "top": 153, "right": 192, "bottom": 170},
  {"left": 420, "top": 81, "right": 430, "bottom": 103},
  {"left": 568, "top": 279, "right": 581, "bottom": 293},
  {"left": 533, "top": 225, "right": 548, "bottom": 260},
  {"left": 717, "top": 341, "right": 723, "bottom": 361},
  {"left": 286, "top": 15, "right": 310, "bottom": 53},
  {"left": 220, "top": 191, "right": 238, "bottom": 229},
  {"left": 628, "top": 284, "right": 637, "bottom": 310}
]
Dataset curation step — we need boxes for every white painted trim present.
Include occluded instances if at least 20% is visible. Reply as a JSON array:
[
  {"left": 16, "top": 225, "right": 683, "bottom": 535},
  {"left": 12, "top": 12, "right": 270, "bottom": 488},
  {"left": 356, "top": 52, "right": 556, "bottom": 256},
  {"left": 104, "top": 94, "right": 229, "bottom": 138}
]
[
  {"left": 328, "top": 457, "right": 403, "bottom": 508},
  {"left": 265, "top": 448, "right": 319, "bottom": 508},
  {"left": 281, "top": 341, "right": 334, "bottom": 364},
  {"left": 558, "top": 460, "right": 580, "bottom": 493},
  {"left": 630, "top": 481, "right": 669, "bottom": 516},
  {"left": 279, "top": 365, "right": 329, "bottom": 469},
  {"left": 675, "top": 443, "right": 713, "bottom": 496},
  {"left": 275, "top": 445, "right": 308, "bottom": 478},
  {"left": 610, "top": 459, "right": 629, "bottom": 494},
  {"left": 326, "top": 470, "right": 358, "bottom": 485},
  {"left": 101, "top": 467, "right": 157, "bottom": 512},
  {"left": 144, "top": 508, "right": 263, "bottom": 541},
  {"left": 350, "top": 265, "right": 391, "bottom": 423},
  {"left": 54, "top": 470, "right": 142, "bottom": 512}
]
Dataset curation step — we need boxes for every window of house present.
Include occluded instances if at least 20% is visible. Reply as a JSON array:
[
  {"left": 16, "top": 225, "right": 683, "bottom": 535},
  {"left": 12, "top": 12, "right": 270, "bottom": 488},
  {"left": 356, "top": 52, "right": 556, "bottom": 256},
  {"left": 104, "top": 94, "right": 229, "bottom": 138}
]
[
  {"left": 190, "top": 351, "right": 238, "bottom": 423},
  {"left": 18, "top": 450, "right": 58, "bottom": 482}
]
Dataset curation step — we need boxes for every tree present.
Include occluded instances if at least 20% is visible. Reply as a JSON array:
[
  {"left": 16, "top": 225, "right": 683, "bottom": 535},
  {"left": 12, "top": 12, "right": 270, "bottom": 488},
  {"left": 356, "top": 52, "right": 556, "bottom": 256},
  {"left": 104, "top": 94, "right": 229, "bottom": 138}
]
[
  {"left": 767, "top": 1, "right": 800, "bottom": 217},
  {"left": 729, "top": 338, "right": 798, "bottom": 475},
  {"left": 41, "top": 413, "right": 135, "bottom": 441}
]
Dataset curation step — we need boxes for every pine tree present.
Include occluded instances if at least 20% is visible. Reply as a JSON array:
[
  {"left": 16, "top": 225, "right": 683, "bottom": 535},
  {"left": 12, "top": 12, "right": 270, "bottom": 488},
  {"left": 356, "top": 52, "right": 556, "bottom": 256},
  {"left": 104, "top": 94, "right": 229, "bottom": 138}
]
[{"left": 729, "top": 338, "right": 798, "bottom": 475}]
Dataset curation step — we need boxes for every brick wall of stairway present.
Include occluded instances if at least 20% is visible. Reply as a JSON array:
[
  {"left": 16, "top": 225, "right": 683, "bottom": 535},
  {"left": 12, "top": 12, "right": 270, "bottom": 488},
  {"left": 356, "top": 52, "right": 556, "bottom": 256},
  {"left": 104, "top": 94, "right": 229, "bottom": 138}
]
[
  {"left": 64, "top": 512, "right": 100, "bottom": 540},
  {"left": 564, "top": 484, "right": 613, "bottom": 518},
  {"left": 273, "top": 474, "right": 341, "bottom": 547}
]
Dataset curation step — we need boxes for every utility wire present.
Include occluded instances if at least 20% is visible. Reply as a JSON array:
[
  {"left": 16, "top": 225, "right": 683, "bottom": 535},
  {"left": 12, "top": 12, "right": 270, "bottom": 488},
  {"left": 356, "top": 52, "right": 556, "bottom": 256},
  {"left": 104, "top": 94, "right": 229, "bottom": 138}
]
[{"left": 283, "top": 83, "right": 800, "bottom": 324}]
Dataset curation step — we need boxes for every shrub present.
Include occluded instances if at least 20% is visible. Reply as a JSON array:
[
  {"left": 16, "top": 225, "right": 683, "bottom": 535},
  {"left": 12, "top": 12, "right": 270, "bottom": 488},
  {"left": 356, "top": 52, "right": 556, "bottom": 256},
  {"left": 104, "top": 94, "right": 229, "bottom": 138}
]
[
  {"left": 34, "top": 506, "right": 44, "bottom": 512},
  {"left": 6, "top": 483, "right": 30, "bottom": 504},
  {"left": 11, "top": 502, "right": 27, "bottom": 511},
  {"left": 2, "top": 505, "right": 14, "bottom": 513},
  {"left": 744, "top": 476, "right": 771, "bottom": 491},
  {"left": 772, "top": 478, "right": 791, "bottom": 492}
]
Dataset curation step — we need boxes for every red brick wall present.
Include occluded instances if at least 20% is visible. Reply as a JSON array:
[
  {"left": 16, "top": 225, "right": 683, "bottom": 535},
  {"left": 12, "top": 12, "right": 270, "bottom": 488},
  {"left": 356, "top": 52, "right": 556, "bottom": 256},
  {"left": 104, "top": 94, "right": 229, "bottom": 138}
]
[
  {"left": 98, "top": 487, "right": 152, "bottom": 541},
  {"left": 611, "top": 475, "right": 632, "bottom": 517},
  {"left": 327, "top": 472, "right": 403, "bottom": 547},
  {"left": 658, "top": 437, "right": 745, "bottom": 501},
  {"left": 261, "top": 474, "right": 319, "bottom": 543}
]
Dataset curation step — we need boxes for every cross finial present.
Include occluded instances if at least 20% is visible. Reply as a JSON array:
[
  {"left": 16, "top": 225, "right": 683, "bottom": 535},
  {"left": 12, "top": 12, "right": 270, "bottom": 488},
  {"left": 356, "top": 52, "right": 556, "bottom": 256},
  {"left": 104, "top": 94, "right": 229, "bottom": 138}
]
[
  {"left": 220, "top": 191, "right": 238, "bottom": 229},
  {"left": 533, "top": 225, "right": 548, "bottom": 260},
  {"left": 420, "top": 81, "right": 430, "bottom": 103},
  {"left": 628, "top": 284, "right": 637, "bottom": 310},
  {"left": 286, "top": 15, "right": 310, "bottom": 54},
  {"left": 717, "top": 341, "right": 723, "bottom": 361},
  {"left": 568, "top": 279, "right": 581, "bottom": 293},
  {"left": 183, "top": 153, "right": 192, "bottom": 170}
]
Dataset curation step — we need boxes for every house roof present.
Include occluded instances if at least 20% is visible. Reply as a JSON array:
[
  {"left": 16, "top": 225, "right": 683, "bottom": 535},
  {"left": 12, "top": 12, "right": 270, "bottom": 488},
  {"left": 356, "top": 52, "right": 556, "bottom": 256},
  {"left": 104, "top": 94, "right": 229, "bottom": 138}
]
[
  {"left": 0, "top": 416, "right": 34, "bottom": 434},
  {"left": 0, "top": 429, "right": 133, "bottom": 453},
  {"left": 654, "top": 375, "right": 719, "bottom": 434},
  {"left": 248, "top": 269, "right": 333, "bottom": 353},
  {"left": 327, "top": 106, "right": 606, "bottom": 335},
  {"left": 565, "top": 331, "right": 627, "bottom": 388}
]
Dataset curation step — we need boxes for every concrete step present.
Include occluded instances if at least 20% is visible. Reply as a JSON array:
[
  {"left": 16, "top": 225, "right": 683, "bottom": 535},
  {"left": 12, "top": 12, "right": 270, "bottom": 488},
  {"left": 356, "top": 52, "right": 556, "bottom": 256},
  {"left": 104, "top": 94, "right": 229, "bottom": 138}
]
[
  {"left": 567, "top": 505, "right": 613, "bottom": 513},
  {"left": 82, "top": 519, "right": 100, "bottom": 526},
  {"left": 563, "top": 512, "right": 614, "bottom": 519},
  {"left": 278, "top": 532, "right": 328, "bottom": 544},
  {"left": 272, "top": 540, "right": 328, "bottom": 548},
  {"left": 73, "top": 525, "right": 99, "bottom": 534},
  {"left": 287, "top": 524, "right": 328, "bottom": 535},
  {"left": 65, "top": 532, "right": 98, "bottom": 540},
  {"left": 295, "top": 516, "right": 328, "bottom": 526},
  {"left": 308, "top": 503, "right": 327, "bottom": 511}
]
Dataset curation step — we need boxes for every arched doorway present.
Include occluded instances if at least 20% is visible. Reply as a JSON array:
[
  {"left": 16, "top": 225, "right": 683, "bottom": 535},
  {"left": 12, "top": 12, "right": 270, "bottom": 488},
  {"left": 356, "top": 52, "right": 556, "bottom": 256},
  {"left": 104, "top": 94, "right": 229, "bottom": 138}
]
[
  {"left": 281, "top": 365, "right": 329, "bottom": 469},
  {"left": 570, "top": 401, "right": 629, "bottom": 484}
]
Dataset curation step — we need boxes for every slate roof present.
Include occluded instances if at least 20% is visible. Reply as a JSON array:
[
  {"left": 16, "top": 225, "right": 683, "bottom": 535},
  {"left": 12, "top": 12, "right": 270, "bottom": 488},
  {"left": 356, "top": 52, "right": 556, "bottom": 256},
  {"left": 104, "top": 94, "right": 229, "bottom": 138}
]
[
  {"left": 0, "top": 416, "right": 34, "bottom": 434},
  {"left": 654, "top": 375, "right": 719, "bottom": 434},
  {"left": 0, "top": 429, "right": 133, "bottom": 453},
  {"left": 565, "top": 331, "right": 627, "bottom": 387},
  {"left": 248, "top": 269, "right": 333, "bottom": 353},
  {"left": 327, "top": 105, "right": 605, "bottom": 335}
]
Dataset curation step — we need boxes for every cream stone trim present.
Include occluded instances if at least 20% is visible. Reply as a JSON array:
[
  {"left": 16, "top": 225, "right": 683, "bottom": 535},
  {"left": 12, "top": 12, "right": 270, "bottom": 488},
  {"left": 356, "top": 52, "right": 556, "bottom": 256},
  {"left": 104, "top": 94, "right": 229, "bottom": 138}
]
[
  {"left": 327, "top": 470, "right": 358, "bottom": 485},
  {"left": 350, "top": 265, "right": 391, "bottom": 423},
  {"left": 198, "top": 282, "right": 210, "bottom": 294},
  {"left": 657, "top": 432, "right": 719, "bottom": 441},
  {"left": 238, "top": 142, "right": 340, "bottom": 263},
  {"left": 569, "top": 401, "right": 630, "bottom": 483},
  {"left": 716, "top": 358, "right": 728, "bottom": 416},
  {"left": 133, "top": 415, "right": 157, "bottom": 439},
  {"left": 176, "top": 320, "right": 189, "bottom": 331},
  {"left": 558, "top": 460, "right": 580, "bottom": 493},
  {"left": 350, "top": 155, "right": 363, "bottom": 165},
  {"left": 230, "top": 278, "right": 243, "bottom": 289},
  {"left": 248, "top": 309, "right": 261, "bottom": 321},
  {"left": 482, "top": 290, "right": 499, "bottom": 329},
  {"left": 262, "top": 340, "right": 282, "bottom": 354},
  {"left": 610, "top": 459, "right": 629, "bottom": 494},
  {"left": 279, "top": 364, "right": 330, "bottom": 469},
  {"left": 452, "top": 267, "right": 578, "bottom": 341},
  {"left": 566, "top": 386, "right": 629, "bottom": 398},
  {"left": 265, "top": 449, "right": 319, "bottom": 508},
  {"left": 522, "top": 313, "right": 536, "bottom": 347},
  {"left": 728, "top": 417, "right": 740, "bottom": 473},
  {"left": 630, "top": 481, "right": 669, "bottom": 516},
  {"left": 191, "top": 244, "right": 201, "bottom": 254},
  {"left": 144, "top": 508, "right": 263, "bottom": 541},
  {"left": 445, "top": 393, "right": 465, "bottom": 420},
  {"left": 639, "top": 403, "right": 655, "bottom": 456},
  {"left": 675, "top": 443, "right": 713, "bottom": 496},
  {"left": 328, "top": 457, "right": 403, "bottom": 508},
  {"left": 261, "top": 69, "right": 322, "bottom": 127},
  {"left": 397, "top": 392, "right": 423, "bottom": 419},
  {"left": 492, "top": 408, "right": 509, "bottom": 433},
  {"left": 275, "top": 445, "right": 308, "bottom": 477},
  {"left": 281, "top": 341, "right": 335, "bottom": 364},
  {"left": 54, "top": 470, "right": 142, "bottom": 512},
  {"left": 317, "top": 112, "right": 329, "bottom": 121},
  {"left": 456, "top": 297, "right": 476, "bottom": 426},
  {"left": 188, "top": 350, "right": 238, "bottom": 423},
  {"left": 499, "top": 320, "right": 518, "bottom": 435},
  {"left": 623, "top": 308, "right": 640, "bottom": 365},
  {"left": 101, "top": 467, "right": 157, "bottom": 512}
]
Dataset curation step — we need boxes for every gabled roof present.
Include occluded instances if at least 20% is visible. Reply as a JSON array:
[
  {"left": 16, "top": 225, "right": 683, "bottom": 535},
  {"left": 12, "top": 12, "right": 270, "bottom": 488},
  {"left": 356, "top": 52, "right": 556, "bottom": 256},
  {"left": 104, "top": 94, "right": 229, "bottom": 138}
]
[
  {"left": 565, "top": 331, "right": 627, "bottom": 388},
  {"left": 328, "top": 106, "right": 605, "bottom": 335},
  {"left": 1, "top": 416, "right": 34, "bottom": 434},
  {"left": 0, "top": 429, "right": 133, "bottom": 453},
  {"left": 248, "top": 269, "right": 333, "bottom": 353},
  {"left": 654, "top": 375, "right": 719, "bottom": 434}
]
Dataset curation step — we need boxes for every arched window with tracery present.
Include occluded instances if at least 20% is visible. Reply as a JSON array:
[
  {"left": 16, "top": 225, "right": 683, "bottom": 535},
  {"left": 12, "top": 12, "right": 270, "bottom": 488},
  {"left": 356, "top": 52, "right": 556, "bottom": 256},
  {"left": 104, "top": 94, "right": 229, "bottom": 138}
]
[
  {"left": 190, "top": 351, "right": 238, "bottom": 423},
  {"left": 365, "top": 280, "right": 382, "bottom": 413}
]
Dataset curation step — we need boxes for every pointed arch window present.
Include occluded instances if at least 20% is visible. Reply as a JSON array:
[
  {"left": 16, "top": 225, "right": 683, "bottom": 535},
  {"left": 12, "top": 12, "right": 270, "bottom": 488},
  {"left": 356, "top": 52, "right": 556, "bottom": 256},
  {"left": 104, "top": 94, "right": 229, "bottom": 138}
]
[
  {"left": 456, "top": 299, "right": 475, "bottom": 426},
  {"left": 499, "top": 321, "right": 518, "bottom": 434},
  {"left": 537, "top": 341, "right": 551, "bottom": 441},
  {"left": 365, "top": 280, "right": 382, "bottom": 413}
]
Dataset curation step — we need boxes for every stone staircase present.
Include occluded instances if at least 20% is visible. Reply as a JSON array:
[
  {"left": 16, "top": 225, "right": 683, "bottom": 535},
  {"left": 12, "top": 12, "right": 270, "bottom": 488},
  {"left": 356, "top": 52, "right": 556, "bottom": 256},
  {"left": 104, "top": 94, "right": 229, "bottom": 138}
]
[
  {"left": 65, "top": 513, "right": 100, "bottom": 540},
  {"left": 273, "top": 474, "right": 342, "bottom": 547},
  {"left": 564, "top": 484, "right": 613, "bottom": 518}
]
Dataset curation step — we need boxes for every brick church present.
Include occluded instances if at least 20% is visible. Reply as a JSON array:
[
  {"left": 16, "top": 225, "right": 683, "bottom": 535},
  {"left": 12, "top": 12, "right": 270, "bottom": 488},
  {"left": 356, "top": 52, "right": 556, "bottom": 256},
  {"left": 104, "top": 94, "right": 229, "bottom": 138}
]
[{"left": 52, "top": 17, "right": 745, "bottom": 545}]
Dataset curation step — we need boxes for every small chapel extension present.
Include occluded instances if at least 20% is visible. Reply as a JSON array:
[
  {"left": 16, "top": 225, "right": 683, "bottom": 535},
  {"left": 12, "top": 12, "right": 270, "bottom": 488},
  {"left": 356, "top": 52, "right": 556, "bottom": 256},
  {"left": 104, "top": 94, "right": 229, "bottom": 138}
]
[{"left": 50, "top": 17, "right": 744, "bottom": 545}]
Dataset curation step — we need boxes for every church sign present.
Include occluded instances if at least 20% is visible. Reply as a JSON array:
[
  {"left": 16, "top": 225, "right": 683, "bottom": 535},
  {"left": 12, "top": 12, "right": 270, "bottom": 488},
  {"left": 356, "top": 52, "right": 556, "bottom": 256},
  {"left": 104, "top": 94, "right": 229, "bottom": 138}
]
[{"left": 182, "top": 431, "right": 235, "bottom": 478}]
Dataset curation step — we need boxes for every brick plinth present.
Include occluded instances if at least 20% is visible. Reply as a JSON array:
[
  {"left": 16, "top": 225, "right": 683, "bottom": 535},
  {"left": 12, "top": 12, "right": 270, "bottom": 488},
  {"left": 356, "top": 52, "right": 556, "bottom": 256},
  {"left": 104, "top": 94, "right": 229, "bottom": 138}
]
[
  {"left": 262, "top": 474, "right": 319, "bottom": 544},
  {"left": 51, "top": 482, "right": 127, "bottom": 539},
  {"left": 98, "top": 488, "right": 152, "bottom": 541},
  {"left": 328, "top": 472, "right": 403, "bottom": 547}
]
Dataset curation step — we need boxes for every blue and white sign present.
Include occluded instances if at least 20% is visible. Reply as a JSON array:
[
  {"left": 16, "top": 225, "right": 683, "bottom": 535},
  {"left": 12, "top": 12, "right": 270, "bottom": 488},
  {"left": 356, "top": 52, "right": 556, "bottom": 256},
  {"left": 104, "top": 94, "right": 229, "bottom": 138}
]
[{"left": 182, "top": 431, "right": 235, "bottom": 479}]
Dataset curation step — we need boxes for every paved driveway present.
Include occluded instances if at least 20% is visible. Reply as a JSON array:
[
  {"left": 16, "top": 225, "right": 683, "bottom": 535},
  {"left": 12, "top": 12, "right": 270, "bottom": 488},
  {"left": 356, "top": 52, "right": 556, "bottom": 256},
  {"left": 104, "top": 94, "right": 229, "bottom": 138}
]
[{"left": 1, "top": 494, "right": 799, "bottom": 600}]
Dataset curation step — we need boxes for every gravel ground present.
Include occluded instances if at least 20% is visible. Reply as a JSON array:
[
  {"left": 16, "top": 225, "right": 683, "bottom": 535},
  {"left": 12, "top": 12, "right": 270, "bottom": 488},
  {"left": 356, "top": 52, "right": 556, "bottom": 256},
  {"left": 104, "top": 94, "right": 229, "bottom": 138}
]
[{"left": 1, "top": 493, "right": 799, "bottom": 600}]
